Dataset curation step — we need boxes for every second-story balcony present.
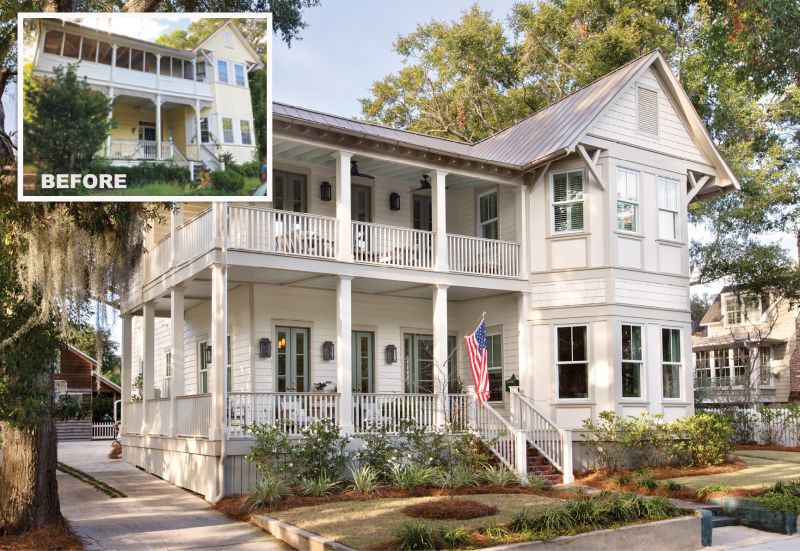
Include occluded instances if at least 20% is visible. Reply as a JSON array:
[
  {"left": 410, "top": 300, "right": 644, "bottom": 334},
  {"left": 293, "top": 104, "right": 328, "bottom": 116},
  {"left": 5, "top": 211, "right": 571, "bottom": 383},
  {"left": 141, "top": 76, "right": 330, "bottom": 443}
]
[{"left": 142, "top": 204, "right": 523, "bottom": 286}]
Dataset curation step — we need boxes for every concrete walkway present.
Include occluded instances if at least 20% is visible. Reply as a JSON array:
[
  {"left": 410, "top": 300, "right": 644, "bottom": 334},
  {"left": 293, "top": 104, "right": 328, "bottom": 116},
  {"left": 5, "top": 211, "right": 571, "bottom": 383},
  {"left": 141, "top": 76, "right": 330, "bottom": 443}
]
[
  {"left": 57, "top": 441, "right": 289, "bottom": 551},
  {"left": 708, "top": 526, "right": 799, "bottom": 550}
]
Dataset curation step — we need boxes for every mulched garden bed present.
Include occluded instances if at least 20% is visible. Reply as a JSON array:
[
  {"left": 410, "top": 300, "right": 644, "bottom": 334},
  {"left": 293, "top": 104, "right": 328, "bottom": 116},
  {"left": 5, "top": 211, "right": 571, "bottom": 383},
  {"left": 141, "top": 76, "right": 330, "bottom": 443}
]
[
  {"left": 402, "top": 498, "right": 498, "bottom": 520},
  {"left": 216, "top": 484, "right": 575, "bottom": 522},
  {"left": 0, "top": 523, "right": 84, "bottom": 550}
]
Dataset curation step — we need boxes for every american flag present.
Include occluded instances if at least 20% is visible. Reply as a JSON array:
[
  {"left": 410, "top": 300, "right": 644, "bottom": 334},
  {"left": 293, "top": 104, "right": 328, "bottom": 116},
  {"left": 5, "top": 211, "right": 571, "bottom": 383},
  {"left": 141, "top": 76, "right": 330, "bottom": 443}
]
[{"left": 465, "top": 318, "right": 490, "bottom": 402}]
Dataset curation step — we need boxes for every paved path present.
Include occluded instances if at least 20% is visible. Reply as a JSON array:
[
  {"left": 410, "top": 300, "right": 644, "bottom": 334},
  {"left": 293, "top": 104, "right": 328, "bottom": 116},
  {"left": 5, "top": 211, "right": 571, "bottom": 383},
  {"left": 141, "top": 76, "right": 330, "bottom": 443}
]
[
  {"left": 57, "top": 441, "right": 289, "bottom": 551},
  {"left": 708, "top": 526, "right": 799, "bottom": 550}
]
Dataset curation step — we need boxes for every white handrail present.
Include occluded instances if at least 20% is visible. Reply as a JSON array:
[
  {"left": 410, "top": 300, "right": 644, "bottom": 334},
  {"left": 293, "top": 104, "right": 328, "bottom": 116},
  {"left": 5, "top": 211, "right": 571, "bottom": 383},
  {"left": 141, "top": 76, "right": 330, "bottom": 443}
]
[
  {"left": 226, "top": 392, "right": 340, "bottom": 437},
  {"left": 352, "top": 221, "right": 433, "bottom": 269},
  {"left": 512, "top": 389, "right": 573, "bottom": 483},
  {"left": 472, "top": 400, "right": 524, "bottom": 480},
  {"left": 447, "top": 234, "right": 520, "bottom": 278}
]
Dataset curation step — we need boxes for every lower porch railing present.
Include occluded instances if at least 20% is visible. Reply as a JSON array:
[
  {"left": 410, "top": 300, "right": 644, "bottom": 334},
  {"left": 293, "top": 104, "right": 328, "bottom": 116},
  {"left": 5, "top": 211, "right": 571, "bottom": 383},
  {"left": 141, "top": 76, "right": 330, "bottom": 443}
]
[
  {"left": 352, "top": 393, "right": 437, "bottom": 433},
  {"left": 226, "top": 392, "right": 340, "bottom": 438},
  {"left": 123, "top": 401, "right": 143, "bottom": 435},
  {"left": 175, "top": 394, "right": 211, "bottom": 438},
  {"left": 146, "top": 397, "right": 172, "bottom": 436},
  {"left": 106, "top": 138, "right": 179, "bottom": 161}
]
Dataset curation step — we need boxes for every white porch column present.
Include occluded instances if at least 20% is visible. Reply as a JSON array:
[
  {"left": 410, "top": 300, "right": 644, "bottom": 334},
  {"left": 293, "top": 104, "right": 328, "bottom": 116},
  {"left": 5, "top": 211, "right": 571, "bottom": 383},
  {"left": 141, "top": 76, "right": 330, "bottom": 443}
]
[
  {"left": 517, "top": 291, "right": 531, "bottom": 400},
  {"left": 120, "top": 314, "right": 132, "bottom": 435},
  {"left": 142, "top": 302, "right": 155, "bottom": 434},
  {"left": 155, "top": 94, "right": 162, "bottom": 161},
  {"left": 336, "top": 276, "right": 353, "bottom": 433},
  {"left": 110, "top": 44, "right": 117, "bottom": 80},
  {"left": 194, "top": 100, "right": 202, "bottom": 160},
  {"left": 333, "top": 151, "right": 353, "bottom": 262},
  {"left": 210, "top": 262, "right": 228, "bottom": 440},
  {"left": 433, "top": 283, "right": 449, "bottom": 426},
  {"left": 106, "top": 87, "right": 115, "bottom": 157},
  {"left": 431, "top": 170, "right": 448, "bottom": 271},
  {"left": 169, "top": 286, "right": 185, "bottom": 437},
  {"left": 516, "top": 185, "right": 530, "bottom": 278},
  {"left": 155, "top": 54, "right": 161, "bottom": 89},
  {"left": 170, "top": 206, "right": 184, "bottom": 268}
]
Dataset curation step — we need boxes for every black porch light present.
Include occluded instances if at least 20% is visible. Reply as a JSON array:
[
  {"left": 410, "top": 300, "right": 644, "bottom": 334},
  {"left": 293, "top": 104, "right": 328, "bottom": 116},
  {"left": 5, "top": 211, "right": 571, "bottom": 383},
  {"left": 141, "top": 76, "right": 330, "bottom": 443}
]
[
  {"left": 259, "top": 338, "right": 272, "bottom": 358},
  {"left": 205, "top": 345, "right": 213, "bottom": 365},
  {"left": 320, "top": 181, "right": 332, "bottom": 201},
  {"left": 505, "top": 373, "right": 519, "bottom": 391},
  {"left": 389, "top": 192, "right": 401, "bottom": 211},
  {"left": 385, "top": 344, "right": 397, "bottom": 364},
  {"left": 322, "top": 341, "right": 335, "bottom": 361}
]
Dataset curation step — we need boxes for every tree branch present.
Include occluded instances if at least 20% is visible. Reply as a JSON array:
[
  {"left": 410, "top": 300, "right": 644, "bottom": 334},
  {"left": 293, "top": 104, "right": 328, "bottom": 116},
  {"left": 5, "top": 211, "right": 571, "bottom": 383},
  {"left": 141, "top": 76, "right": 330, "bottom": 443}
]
[{"left": 122, "top": 0, "right": 162, "bottom": 12}]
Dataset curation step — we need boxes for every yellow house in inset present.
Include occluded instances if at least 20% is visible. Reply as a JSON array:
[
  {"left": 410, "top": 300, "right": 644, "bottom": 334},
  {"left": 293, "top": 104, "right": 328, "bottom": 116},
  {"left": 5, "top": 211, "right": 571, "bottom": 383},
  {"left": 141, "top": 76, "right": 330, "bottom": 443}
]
[{"left": 31, "top": 19, "right": 263, "bottom": 170}]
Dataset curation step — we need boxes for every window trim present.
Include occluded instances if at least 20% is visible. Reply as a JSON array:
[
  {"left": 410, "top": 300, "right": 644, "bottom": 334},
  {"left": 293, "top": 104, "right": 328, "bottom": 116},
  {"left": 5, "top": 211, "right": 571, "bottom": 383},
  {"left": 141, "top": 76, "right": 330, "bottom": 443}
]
[
  {"left": 239, "top": 119, "right": 252, "bottom": 145},
  {"left": 477, "top": 189, "right": 499, "bottom": 240},
  {"left": 616, "top": 167, "right": 639, "bottom": 234},
  {"left": 164, "top": 351, "right": 172, "bottom": 399},
  {"left": 657, "top": 176, "right": 680, "bottom": 241},
  {"left": 620, "top": 322, "right": 645, "bottom": 400},
  {"left": 485, "top": 331, "right": 504, "bottom": 403},
  {"left": 222, "top": 117, "right": 234, "bottom": 144},
  {"left": 661, "top": 327, "right": 683, "bottom": 400},
  {"left": 550, "top": 169, "right": 586, "bottom": 235},
  {"left": 234, "top": 63, "right": 246, "bottom": 87},
  {"left": 198, "top": 340, "right": 209, "bottom": 394},
  {"left": 217, "top": 58, "right": 229, "bottom": 83},
  {"left": 759, "top": 346, "right": 774, "bottom": 387},
  {"left": 554, "top": 324, "right": 591, "bottom": 402}
]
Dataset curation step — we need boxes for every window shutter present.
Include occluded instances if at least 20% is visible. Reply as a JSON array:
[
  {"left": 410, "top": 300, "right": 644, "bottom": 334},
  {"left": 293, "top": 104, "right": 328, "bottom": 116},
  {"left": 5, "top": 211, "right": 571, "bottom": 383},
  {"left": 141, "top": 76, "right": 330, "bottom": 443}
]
[{"left": 637, "top": 86, "right": 659, "bottom": 135}]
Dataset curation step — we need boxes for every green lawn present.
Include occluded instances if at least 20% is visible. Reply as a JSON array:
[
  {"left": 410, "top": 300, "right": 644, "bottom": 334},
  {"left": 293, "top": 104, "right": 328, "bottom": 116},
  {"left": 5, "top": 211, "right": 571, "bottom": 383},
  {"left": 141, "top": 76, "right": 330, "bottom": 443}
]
[
  {"left": 667, "top": 451, "right": 800, "bottom": 490},
  {"left": 270, "top": 494, "right": 560, "bottom": 550}
]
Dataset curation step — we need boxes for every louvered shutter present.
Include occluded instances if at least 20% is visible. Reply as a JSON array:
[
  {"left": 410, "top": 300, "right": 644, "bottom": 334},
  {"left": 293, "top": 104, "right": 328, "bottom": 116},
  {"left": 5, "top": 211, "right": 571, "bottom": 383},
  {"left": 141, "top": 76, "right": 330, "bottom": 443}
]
[{"left": 637, "top": 86, "right": 659, "bottom": 135}]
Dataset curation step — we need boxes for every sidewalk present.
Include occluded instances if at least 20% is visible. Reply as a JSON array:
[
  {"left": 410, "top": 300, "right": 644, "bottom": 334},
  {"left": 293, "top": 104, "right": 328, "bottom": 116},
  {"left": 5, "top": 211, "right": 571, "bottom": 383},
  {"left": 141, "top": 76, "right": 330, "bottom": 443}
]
[{"left": 57, "top": 441, "right": 288, "bottom": 550}]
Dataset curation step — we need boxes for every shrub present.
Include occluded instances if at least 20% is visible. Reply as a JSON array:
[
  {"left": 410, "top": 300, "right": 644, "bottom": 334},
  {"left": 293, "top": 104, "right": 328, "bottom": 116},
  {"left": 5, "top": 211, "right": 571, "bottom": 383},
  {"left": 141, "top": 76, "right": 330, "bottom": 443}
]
[
  {"left": 91, "top": 161, "right": 191, "bottom": 188},
  {"left": 351, "top": 464, "right": 380, "bottom": 494},
  {"left": 211, "top": 169, "right": 245, "bottom": 192},
  {"left": 625, "top": 412, "right": 676, "bottom": 468},
  {"left": 300, "top": 471, "right": 339, "bottom": 497},
  {"left": 673, "top": 413, "right": 734, "bottom": 466},
  {"left": 582, "top": 411, "right": 631, "bottom": 473},
  {"left": 399, "top": 421, "right": 449, "bottom": 469},
  {"left": 480, "top": 464, "right": 517, "bottom": 487},
  {"left": 758, "top": 406, "right": 788, "bottom": 446},
  {"left": 439, "top": 527, "right": 471, "bottom": 548},
  {"left": 244, "top": 422, "right": 295, "bottom": 481},
  {"left": 247, "top": 476, "right": 289, "bottom": 509},
  {"left": 390, "top": 464, "right": 437, "bottom": 490},
  {"left": 508, "top": 507, "right": 539, "bottom": 532},
  {"left": 396, "top": 521, "right": 435, "bottom": 551},
  {"left": 295, "top": 419, "right": 350, "bottom": 480},
  {"left": 355, "top": 423, "right": 404, "bottom": 481},
  {"left": 760, "top": 491, "right": 800, "bottom": 514}
]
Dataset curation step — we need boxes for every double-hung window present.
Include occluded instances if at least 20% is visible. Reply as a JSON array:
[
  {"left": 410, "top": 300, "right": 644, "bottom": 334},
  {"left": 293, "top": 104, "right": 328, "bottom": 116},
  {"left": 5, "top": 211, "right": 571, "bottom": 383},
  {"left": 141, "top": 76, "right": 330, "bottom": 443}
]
[
  {"left": 486, "top": 333, "right": 503, "bottom": 402},
  {"left": 199, "top": 118, "right": 210, "bottom": 144},
  {"left": 217, "top": 59, "right": 229, "bottom": 83},
  {"left": 661, "top": 328, "right": 682, "bottom": 398},
  {"left": 222, "top": 118, "right": 234, "bottom": 143},
  {"left": 694, "top": 351, "right": 711, "bottom": 385},
  {"left": 552, "top": 171, "right": 584, "bottom": 233},
  {"left": 733, "top": 347, "right": 749, "bottom": 384},
  {"left": 658, "top": 177, "right": 679, "bottom": 240},
  {"left": 240, "top": 120, "right": 252, "bottom": 145},
  {"left": 714, "top": 349, "right": 730, "bottom": 379},
  {"left": 234, "top": 64, "right": 246, "bottom": 86},
  {"left": 616, "top": 168, "right": 638, "bottom": 232},
  {"left": 759, "top": 347, "right": 773, "bottom": 386},
  {"left": 198, "top": 341, "right": 208, "bottom": 393},
  {"left": 557, "top": 326, "right": 588, "bottom": 399},
  {"left": 164, "top": 352, "right": 172, "bottom": 399},
  {"left": 478, "top": 191, "right": 498, "bottom": 239},
  {"left": 621, "top": 324, "right": 643, "bottom": 398},
  {"left": 725, "top": 296, "right": 742, "bottom": 325}
]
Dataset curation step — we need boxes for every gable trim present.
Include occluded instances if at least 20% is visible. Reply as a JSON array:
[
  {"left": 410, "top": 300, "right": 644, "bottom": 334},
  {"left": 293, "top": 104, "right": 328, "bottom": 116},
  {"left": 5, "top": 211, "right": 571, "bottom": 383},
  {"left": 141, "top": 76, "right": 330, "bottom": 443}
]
[{"left": 192, "top": 20, "right": 262, "bottom": 66}]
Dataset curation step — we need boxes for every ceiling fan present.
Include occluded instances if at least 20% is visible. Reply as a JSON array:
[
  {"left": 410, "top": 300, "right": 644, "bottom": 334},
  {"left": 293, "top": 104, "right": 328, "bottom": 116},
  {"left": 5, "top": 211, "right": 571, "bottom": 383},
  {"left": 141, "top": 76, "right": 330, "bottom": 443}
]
[
  {"left": 350, "top": 160, "right": 375, "bottom": 180},
  {"left": 409, "top": 174, "right": 449, "bottom": 193}
]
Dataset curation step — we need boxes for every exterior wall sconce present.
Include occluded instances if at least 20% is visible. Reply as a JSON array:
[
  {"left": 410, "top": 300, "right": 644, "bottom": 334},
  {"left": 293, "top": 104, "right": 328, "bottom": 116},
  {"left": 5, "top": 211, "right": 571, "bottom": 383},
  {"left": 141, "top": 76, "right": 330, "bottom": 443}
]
[
  {"left": 320, "top": 181, "right": 332, "bottom": 201},
  {"left": 505, "top": 373, "right": 519, "bottom": 391},
  {"left": 259, "top": 338, "right": 271, "bottom": 358},
  {"left": 322, "top": 341, "right": 335, "bottom": 361},
  {"left": 205, "top": 345, "right": 213, "bottom": 365},
  {"left": 386, "top": 344, "right": 397, "bottom": 364},
  {"left": 389, "top": 192, "right": 401, "bottom": 211}
]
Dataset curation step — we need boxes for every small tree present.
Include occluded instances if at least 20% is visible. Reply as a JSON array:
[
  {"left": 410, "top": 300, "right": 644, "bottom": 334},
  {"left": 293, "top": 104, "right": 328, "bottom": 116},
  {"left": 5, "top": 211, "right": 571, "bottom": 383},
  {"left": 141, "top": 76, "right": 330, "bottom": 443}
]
[{"left": 24, "top": 64, "right": 113, "bottom": 173}]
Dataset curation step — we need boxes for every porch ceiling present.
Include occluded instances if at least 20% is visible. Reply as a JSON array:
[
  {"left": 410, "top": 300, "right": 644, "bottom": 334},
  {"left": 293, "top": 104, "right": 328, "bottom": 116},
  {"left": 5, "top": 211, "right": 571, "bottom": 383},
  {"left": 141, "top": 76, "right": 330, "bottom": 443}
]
[{"left": 274, "top": 136, "right": 499, "bottom": 190}]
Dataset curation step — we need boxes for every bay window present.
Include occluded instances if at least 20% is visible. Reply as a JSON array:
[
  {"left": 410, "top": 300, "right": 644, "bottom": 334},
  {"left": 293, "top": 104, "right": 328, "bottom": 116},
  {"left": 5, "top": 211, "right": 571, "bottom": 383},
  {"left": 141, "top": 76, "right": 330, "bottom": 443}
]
[
  {"left": 661, "top": 328, "right": 681, "bottom": 398},
  {"left": 621, "top": 324, "right": 643, "bottom": 398}
]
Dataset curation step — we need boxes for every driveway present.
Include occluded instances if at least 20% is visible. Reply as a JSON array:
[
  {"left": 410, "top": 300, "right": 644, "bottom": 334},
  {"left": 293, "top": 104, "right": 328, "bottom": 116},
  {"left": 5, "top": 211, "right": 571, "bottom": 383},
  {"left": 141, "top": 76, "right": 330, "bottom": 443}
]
[{"left": 57, "top": 440, "right": 289, "bottom": 550}]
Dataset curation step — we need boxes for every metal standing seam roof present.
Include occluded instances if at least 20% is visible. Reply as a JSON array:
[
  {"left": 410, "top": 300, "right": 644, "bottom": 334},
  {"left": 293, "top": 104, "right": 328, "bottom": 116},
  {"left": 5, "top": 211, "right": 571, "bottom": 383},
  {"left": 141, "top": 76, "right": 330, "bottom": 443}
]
[{"left": 274, "top": 50, "right": 658, "bottom": 169}]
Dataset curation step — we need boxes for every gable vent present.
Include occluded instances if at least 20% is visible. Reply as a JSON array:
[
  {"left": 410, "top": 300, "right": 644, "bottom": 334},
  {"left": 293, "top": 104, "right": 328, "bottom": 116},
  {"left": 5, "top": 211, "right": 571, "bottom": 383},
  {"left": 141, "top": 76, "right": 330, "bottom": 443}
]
[{"left": 637, "top": 86, "right": 659, "bottom": 135}]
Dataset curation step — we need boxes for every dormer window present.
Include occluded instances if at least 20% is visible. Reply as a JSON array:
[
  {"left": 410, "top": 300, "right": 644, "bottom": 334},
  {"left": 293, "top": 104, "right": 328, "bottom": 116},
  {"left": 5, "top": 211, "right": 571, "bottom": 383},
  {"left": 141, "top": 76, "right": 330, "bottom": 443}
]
[{"left": 724, "top": 294, "right": 762, "bottom": 325}]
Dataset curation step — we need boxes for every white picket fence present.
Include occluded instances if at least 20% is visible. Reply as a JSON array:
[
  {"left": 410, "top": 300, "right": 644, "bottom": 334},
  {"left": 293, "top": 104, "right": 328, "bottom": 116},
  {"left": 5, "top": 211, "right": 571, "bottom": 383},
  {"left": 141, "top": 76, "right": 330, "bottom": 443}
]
[
  {"left": 700, "top": 405, "right": 800, "bottom": 447},
  {"left": 92, "top": 422, "right": 116, "bottom": 440}
]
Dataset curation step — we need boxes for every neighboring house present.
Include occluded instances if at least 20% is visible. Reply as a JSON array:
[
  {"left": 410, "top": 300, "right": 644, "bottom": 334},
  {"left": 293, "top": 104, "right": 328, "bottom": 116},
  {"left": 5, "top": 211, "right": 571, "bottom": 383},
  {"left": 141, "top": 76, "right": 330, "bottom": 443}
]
[
  {"left": 30, "top": 19, "right": 262, "bottom": 169},
  {"left": 693, "top": 287, "right": 798, "bottom": 405},
  {"left": 118, "top": 49, "right": 738, "bottom": 499},
  {"left": 55, "top": 345, "right": 122, "bottom": 441}
]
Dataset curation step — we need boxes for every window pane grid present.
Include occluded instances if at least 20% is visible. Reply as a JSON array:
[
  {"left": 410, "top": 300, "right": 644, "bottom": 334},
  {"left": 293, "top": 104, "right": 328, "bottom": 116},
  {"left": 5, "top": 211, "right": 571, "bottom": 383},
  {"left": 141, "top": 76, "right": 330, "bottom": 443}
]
[
  {"left": 552, "top": 172, "right": 584, "bottom": 233},
  {"left": 557, "top": 326, "right": 588, "bottom": 399},
  {"left": 661, "top": 328, "right": 681, "bottom": 398}
]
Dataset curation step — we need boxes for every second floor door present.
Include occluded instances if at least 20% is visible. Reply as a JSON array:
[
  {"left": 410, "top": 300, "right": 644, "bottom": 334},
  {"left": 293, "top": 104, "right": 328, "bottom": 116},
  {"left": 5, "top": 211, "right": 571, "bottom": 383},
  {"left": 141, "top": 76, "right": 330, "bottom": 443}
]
[{"left": 413, "top": 194, "right": 432, "bottom": 231}]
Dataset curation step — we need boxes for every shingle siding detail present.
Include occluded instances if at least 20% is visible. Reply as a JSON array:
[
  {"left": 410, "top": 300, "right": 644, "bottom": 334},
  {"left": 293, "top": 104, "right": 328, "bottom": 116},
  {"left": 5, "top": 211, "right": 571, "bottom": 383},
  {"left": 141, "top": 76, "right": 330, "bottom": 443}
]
[
  {"left": 615, "top": 278, "right": 687, "bottom": 310},
  {"left": 530, "top": 278, "right": 606, "bottom": 308}
]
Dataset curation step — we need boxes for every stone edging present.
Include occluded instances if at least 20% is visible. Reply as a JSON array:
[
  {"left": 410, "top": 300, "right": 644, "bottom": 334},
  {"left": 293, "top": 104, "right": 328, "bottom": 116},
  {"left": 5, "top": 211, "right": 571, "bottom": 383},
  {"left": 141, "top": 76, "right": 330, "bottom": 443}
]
[{"left": 251, "top": 514, "right": 358, "bottom": 551}]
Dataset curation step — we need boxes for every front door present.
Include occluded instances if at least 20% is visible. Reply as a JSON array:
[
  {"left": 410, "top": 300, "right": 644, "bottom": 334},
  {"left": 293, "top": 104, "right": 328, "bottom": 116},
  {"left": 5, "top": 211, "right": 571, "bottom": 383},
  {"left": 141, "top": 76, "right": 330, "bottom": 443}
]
[
  {"left": 412, "top": 194, "right": 432, "bottom": 231},
  {"left": 404, "top": 333, "right": 457, "bottom": 393},
  {"left": 276, "top": 326, "right": 309, "bottom": 392},
  {"left": 138, "top": 123, "right": 157, "bottom": 159},
  {"left": 352, "top": 331, "right": 374, "bottom": 393}
]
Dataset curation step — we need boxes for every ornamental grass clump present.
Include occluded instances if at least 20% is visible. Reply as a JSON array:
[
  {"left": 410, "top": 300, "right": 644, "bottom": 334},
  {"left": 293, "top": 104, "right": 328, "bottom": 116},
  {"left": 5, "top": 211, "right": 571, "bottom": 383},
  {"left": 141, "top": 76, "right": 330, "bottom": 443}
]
[
  {"left": 480, "top": 464, "right": 518, "bottom": 487},
  {"left": 246, "top": 476, "right": 290, "bottom": 509},
  {"left": 350, "top": 464, "right": 381, "bottom": 495},
  {"left": 390, "top": 463, "right": 437, "bottom": 490},
  {"left": 300, "top": 472, "right": 339, "bottom": 497},
  {"left": 396, "top": 521, "right": 435, "bottom": 551}
]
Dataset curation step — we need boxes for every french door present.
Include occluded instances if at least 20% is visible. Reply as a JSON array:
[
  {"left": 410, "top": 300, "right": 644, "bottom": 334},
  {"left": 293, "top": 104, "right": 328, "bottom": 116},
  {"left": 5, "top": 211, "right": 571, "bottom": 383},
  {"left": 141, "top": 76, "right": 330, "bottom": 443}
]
[
  {"left": 403, "top": 333, "right": 457, "bottom": 393},
  {"left": 412, "top": 194, "right": 432, "bottom": 231},
  {"left": 273, "top": 171, "right": 307, "bottom": 212},
  {"left": 352, "top": 331, "right": 374, "bottom": 393},
  {"left": 275, "top": 326, "right": 309, "bottom": 392}
]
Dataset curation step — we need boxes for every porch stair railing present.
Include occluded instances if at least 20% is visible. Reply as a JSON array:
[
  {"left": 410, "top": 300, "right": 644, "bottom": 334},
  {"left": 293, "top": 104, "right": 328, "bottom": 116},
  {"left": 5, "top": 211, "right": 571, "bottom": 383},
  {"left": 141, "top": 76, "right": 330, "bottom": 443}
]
[
  {"left": 509, "top": 388, "right": 574, "bottom": 484},
  {"left": 471, "top": 398, "right": 527, "bottom": 482}
]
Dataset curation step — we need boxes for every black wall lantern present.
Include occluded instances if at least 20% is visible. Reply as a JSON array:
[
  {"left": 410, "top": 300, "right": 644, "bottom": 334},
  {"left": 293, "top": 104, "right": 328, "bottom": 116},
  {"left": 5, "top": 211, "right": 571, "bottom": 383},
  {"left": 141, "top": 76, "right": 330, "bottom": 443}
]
[
  {"left": 385, "top": 344, "right": 397, "bottom": 364},
  {"left": 322, "top": 341, "right": 335, "bottom": 361},
  {"left": 320, "top": 181, "right": 332, "bottom": 201},
  {"left": 389, "top": 192, "right": 401, "bottom": 211},
  {"left": 259, "top": 338, "right": 272, "bottom": 358},
  {"left": 505, "top": 373, "right": 519, "bottom": 391},
  {"left": 205, "top": 345, "right": 213, "bottom": 365}
]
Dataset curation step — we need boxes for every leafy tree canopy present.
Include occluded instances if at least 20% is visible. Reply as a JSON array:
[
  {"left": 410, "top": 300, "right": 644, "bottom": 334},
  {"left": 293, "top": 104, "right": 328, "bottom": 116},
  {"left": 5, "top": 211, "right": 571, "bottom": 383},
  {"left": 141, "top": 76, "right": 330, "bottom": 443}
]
[{"left": 156, "top": 18, "right": 270, "bottom": 62}]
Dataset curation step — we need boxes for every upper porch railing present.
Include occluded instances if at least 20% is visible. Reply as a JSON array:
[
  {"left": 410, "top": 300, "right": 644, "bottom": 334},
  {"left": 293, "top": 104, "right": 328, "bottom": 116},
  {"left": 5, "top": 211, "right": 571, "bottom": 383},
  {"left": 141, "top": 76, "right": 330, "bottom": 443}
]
[{"left": 140, "top": 205, "right": 522, "bottom": 285}]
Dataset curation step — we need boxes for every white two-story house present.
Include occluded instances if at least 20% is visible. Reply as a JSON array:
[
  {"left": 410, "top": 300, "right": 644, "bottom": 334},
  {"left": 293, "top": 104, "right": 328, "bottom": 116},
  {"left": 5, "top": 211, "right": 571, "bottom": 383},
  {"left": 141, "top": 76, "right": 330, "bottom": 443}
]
[
  {"left": 30, "top": 19, "right": 262, "bottom": 168},
  {"left": 118, "top": 49, "right": 738, "bottom": 500}
]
